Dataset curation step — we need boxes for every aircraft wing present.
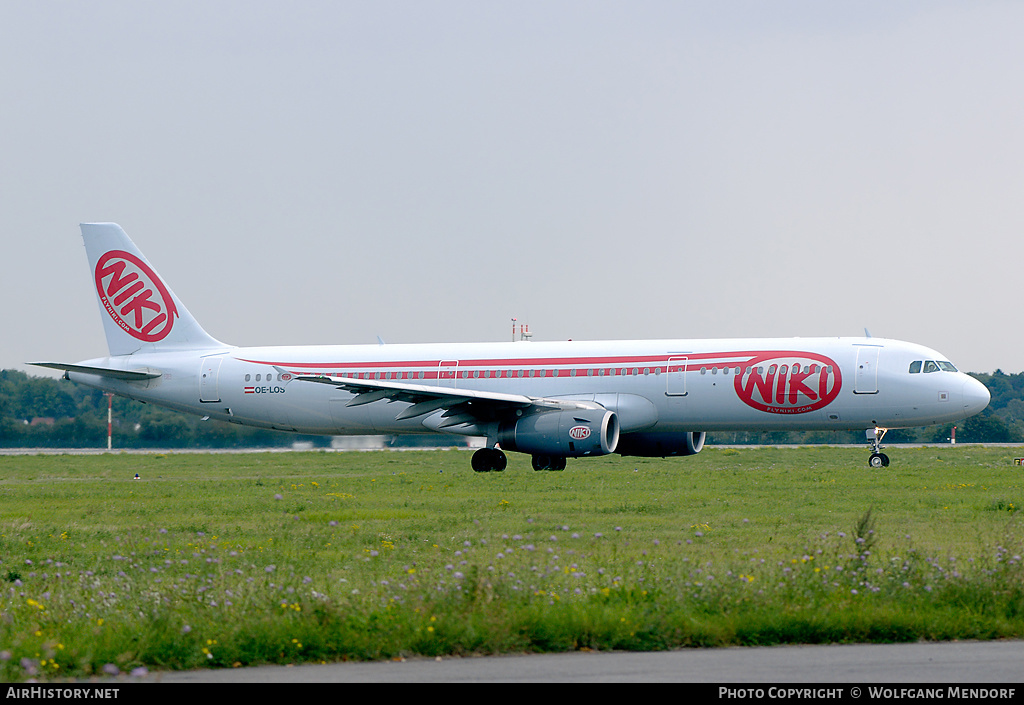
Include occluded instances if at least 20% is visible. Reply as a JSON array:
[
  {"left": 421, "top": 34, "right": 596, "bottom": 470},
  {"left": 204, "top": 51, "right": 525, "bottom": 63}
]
[{"left": 288, "top": 371, "right": 603, "bottom": 429}]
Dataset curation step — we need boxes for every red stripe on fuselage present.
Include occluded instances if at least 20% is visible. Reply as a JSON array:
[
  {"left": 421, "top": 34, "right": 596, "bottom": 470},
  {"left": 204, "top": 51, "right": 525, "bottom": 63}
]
[{"left": 235, "top": 350, "right": 803, "bottom": 371}]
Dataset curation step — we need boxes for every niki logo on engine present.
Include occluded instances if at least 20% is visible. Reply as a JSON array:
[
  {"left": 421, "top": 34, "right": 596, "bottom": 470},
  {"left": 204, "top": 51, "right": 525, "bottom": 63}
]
[
  {"left": 94, "top": 250, "right": 178, "bottom": 342},
  {"left": 734, "top": 352, "right": 842, "bottom": 414}
]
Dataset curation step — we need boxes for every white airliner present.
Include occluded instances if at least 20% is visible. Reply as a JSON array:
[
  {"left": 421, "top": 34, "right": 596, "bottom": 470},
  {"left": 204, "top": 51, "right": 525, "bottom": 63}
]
[{"left": 33, "top": 223, "right": 990, "bottom": 471}]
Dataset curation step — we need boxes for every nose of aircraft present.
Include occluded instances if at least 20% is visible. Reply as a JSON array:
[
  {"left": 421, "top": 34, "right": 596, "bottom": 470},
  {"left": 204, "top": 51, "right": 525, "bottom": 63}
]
[{"left": 962, "top": 376, "right": 991, "bottom": 417}]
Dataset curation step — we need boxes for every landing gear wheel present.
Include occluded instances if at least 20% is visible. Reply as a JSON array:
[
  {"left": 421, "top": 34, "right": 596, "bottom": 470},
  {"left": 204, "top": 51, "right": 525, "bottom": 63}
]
[
  {"left": 472, "top": 448, "right": 507, "bottom": 472},
  {"left": 532, "top": 455, "right": 566, "bottom": 471},
  {"left": 866, "top": 427, "right": 890, "bottom": 468}
]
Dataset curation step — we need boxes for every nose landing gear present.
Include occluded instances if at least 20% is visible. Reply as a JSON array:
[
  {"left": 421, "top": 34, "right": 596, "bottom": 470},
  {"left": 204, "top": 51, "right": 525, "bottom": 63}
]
[{"left": 867, "top": 427, "right": 889, "bottom": 468}]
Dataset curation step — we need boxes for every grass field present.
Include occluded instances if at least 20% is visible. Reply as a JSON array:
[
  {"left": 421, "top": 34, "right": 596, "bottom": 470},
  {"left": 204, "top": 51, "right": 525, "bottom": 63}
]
[{"left": 0, "top": 445, "right": 1022, "bottom": 680}]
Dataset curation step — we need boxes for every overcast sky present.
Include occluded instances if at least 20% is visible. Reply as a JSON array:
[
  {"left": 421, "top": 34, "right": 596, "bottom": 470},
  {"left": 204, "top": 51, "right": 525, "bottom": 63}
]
[{"left": 2, "top": 1, "right": 1022, "bottom": 376}]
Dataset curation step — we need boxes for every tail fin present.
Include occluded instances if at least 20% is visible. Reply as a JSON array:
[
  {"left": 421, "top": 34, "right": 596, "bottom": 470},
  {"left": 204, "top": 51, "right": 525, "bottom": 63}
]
[{"left": 82, "top": 223, "right": 228, "bottom": 356}]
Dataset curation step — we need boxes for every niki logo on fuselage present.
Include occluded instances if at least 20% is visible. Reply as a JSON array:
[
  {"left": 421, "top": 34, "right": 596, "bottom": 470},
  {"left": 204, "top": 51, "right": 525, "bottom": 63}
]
[
  {"left": 94, "top": 250, "right": 178, "bottom": 342},
  {"left": 734, "top": 353, "right": 842, "bottom": 414}
]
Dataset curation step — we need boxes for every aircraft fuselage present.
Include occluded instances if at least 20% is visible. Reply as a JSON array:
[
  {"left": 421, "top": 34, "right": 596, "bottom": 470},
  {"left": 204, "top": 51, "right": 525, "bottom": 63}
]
[{"left": 68, "top": 336, "right": 988, "bottom": 437}]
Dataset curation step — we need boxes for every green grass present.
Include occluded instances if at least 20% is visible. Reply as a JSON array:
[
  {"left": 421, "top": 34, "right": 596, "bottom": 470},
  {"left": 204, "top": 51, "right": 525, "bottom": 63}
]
[{"left": 0, "top": 445, "right": 1022, "bottom": 679}]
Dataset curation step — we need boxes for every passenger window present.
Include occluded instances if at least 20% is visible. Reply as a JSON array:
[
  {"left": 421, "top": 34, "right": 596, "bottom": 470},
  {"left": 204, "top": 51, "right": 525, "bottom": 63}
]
[
  {"left": 909, "top": 361, "right": 922, "bottom": 374},
  {"left": 923, "top": 361, "right": 939, "bottom": 373},
  {"left": 245, "top": 374, "right": 251, "bottom": 382}
]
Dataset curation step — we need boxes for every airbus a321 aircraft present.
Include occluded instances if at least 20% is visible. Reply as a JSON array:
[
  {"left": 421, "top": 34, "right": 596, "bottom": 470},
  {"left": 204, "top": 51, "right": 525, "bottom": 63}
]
[{"left": 33, "top": 224, "right": 990, "bottom": 471}]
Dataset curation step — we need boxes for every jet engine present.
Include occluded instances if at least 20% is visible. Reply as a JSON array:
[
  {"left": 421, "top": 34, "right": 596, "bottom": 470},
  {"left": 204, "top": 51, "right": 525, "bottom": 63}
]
[
  {"left": 616, "top": 431, "right": 706, "bottom": 457},
  {"left": 498, "top": 409, "right": 619, "bottom": 457}
]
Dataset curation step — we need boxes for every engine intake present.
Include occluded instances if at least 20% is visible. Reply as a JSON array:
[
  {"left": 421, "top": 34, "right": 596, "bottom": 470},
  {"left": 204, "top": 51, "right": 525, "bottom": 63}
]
[
  {"left": 498, "top": 410, "right": 619, "bottom": 457},
  {"left": 616, "top": 431, "right": 706, "bottom": 457}
]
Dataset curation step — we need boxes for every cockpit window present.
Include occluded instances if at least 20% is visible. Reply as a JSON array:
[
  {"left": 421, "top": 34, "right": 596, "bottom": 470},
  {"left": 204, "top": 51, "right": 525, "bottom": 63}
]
[{"left": 911, "top": 360, "right": 958, "bottom": 374}]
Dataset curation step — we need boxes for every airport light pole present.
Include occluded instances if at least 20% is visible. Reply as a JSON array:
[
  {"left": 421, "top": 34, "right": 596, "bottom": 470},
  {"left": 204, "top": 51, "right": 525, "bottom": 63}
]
[{"left": 107, "top": 393, "right": 114, "bottom": 450}]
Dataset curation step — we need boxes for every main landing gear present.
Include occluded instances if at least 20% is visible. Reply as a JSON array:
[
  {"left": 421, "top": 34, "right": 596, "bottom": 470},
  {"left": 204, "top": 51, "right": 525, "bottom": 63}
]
[
  {"left": 471, "top": 447, "right": 507, "bottom": 472},
  {"left": 471, "top": 448, "right": 568, "bottom": 472},
  {"left": 867, "top": 427, "right": 890, "bottom": 468},
  {"left": 531, "top": 455, "right": 566, "bottom": 471}
]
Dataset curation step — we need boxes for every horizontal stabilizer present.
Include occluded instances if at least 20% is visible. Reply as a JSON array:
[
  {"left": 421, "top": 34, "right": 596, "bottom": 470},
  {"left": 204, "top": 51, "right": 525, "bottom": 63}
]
[{"left": 29, "top": 362, "right": 162, "bottom": 381}]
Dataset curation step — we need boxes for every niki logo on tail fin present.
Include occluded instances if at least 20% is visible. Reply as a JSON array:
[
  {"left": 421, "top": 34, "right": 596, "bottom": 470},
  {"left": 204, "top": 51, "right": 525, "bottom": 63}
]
[
  {"left": 94, "top": 249, "right": 179, "bottom": 342},
  {"left": 80, "top": 223, "right": 227, "bottom": 355}
]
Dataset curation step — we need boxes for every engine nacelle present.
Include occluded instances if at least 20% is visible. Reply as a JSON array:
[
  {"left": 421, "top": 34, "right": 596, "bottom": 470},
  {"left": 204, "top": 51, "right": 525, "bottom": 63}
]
[
  {"left": 498, "top": 409, "right": 619, "bottom": 457},
  {"left": 616, "top": 431, "right": 706, "bottom": 457}
]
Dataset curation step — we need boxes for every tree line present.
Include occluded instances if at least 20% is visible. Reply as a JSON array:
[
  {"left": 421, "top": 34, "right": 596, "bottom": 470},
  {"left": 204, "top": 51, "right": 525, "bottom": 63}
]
[{"left": 1, "top": 368, "right": 1021, "bottom": 449}]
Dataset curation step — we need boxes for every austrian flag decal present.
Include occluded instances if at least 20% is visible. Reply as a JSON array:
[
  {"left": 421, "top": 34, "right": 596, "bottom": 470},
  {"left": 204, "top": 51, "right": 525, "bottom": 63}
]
[{"left": 94, "top": 250, "right": 178, "bottom": 342}]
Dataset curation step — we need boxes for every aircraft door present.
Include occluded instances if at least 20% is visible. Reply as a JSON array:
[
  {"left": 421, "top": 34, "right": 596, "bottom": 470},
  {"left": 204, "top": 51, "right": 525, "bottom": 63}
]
[
  {"left": 854, "top": 347, "right": 880, "bottom": 394},
  {"left": 438, "top": 360, "right": 459, "bottom": 388},
  {"left": 199, "top": 356, "right": 224, "bottom": 403},
  {"left": 666, "top": 357, "right": 688, "bottom": 397}
]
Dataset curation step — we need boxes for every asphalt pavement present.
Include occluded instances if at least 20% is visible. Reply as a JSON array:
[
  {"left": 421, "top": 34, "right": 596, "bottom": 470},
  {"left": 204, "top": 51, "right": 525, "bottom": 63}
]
[{"left": 138, "top": 640, "right": 1024, "bottom": 683}]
